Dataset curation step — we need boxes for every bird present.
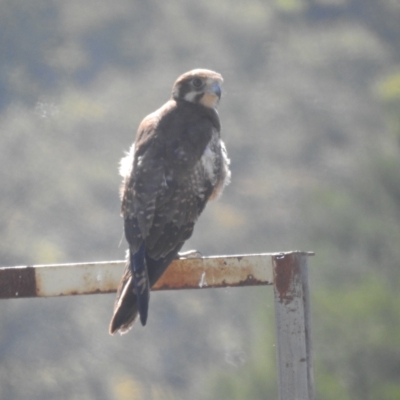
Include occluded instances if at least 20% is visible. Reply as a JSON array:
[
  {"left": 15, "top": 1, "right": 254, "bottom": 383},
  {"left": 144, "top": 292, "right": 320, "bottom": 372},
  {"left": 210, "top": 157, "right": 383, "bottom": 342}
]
[{"left": 109, "top": 69, "right": 231, "bottom": 334}]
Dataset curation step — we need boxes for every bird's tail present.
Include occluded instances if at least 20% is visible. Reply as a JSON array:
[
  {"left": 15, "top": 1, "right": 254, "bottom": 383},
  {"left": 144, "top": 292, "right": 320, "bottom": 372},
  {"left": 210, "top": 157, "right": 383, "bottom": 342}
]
[
  {"left": 109, "top": 243, "right": 185, "bottom": 335},
  {"left": 109, "top": 269, "right": 138, "bottom": 334},
  {"left": 109, "top": 244, "right": 150, "bottom": 334},
  {"left": 130, "top": 243, "right": 150, "bottom": 325}
]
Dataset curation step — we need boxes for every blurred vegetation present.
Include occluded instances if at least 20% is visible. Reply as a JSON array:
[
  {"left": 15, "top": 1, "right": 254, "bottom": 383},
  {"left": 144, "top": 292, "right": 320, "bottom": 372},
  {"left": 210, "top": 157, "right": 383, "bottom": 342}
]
[{"left": 1, "top": 0, "right": 400, "bottom": 399}]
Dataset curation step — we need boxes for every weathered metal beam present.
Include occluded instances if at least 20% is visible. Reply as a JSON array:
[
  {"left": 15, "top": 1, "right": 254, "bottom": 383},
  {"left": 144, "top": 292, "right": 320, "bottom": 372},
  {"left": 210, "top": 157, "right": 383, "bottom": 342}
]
[
  {"left": 273, "top": 252, "right": 315, "bottom": 400},
  {"left": 0, "top": 251, "right": 315, "bottom": 398},
  {"left": 0, "top": 253, "right": 284, "bottom": 299}
]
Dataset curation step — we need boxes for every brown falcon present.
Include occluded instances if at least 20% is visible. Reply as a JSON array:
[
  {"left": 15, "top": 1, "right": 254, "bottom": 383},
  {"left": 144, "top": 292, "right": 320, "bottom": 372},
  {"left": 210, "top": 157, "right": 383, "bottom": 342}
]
[{"left": 109, "top": 69, "right": 231, "bottom": 334}]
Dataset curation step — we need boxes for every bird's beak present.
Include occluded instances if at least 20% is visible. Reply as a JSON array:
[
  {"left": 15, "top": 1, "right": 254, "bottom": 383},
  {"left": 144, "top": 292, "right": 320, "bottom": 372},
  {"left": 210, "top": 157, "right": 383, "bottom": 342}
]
[
  {"left": 200, "top": 81, "right": 222, "bottom": 108},
  {"left": 209, "top": 81, "right": 222, "bottom": 99}
]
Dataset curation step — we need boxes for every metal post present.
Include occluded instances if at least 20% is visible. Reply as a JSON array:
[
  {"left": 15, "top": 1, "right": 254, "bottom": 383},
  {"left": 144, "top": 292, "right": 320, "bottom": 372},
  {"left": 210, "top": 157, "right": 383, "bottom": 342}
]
[
  {"left": 0, "top": 251, "right": 315, "bottom": 397},
  {"left": 273, "top": 252, "right": 315, "bottom": 400}
]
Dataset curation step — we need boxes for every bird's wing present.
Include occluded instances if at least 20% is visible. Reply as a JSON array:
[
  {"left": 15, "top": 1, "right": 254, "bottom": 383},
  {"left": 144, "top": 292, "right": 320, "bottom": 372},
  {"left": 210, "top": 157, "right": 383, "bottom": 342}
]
[
  {"left": 121, "top": 112, "right": 167, "bottom": 252},
  {"left": 111, "top": 100, "right": 224, "bottom": 333},
  {"left": 143, "top": 118, "right": 220, "bottom": 259}
]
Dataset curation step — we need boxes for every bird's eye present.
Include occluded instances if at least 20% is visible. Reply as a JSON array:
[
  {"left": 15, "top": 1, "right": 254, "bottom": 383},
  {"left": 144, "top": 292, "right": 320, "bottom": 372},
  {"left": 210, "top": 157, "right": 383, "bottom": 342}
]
[{"left": 191, "top": 78, "right": 203, "bottom": 88}]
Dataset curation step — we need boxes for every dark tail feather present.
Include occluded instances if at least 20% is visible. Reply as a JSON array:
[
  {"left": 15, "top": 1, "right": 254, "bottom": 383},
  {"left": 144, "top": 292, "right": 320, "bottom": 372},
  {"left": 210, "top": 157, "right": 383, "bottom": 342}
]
[
  {"left": 131, "top": 243, "right": 150, "bottom": 326},
  {"left": 109, "top": 243, "right": 185, "bottom": 335},
  {"left": 109, "top": 243, "right": 150, "bottom": 334},
  {"left": 109, "top": 271, "right": 139, "bottom": 334}
]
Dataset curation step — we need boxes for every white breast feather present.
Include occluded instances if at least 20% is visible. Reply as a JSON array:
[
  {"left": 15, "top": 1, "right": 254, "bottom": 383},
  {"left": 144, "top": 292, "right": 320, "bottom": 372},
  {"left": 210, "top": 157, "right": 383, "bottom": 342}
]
[
  {"left": 201, "top": 143, "right": 216, "bottom": 183},
  {"left": 120, "top": 143, "right": 135, "bottom": 180}
]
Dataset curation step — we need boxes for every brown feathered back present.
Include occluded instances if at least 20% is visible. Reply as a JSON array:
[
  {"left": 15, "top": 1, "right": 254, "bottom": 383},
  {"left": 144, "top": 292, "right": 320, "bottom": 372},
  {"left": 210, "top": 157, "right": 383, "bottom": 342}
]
[{"left": 110, "top": 69, "right": 230, "bottom": 334}]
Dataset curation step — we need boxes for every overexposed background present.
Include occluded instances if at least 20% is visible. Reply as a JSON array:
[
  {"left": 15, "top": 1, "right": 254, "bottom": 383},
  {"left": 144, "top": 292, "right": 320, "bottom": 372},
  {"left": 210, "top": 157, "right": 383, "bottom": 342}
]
[{"left": 1, "top": 1, "right": 400, "bottom": 399}]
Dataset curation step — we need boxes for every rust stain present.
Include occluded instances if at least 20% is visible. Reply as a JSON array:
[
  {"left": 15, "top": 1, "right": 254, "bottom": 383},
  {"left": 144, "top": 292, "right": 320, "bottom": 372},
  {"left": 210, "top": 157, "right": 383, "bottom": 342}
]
[
  {"left": 33, "top": 267, "right": 120, "bottom": 297},
  {"left": 153, "top": 257, "right": 269, "bottom": 290},
  {"left": 62, "top": 269, "right": 118, "bottom": 296},
  {"left": 152, "top": 258, "right": 200, "bottom": 290},
  {"left": 0, "top": 255, "right": 281, "bottom": 298},
  {"left": 57, "top": 288, "right": 117, "bottom": 296},
  {"left": 273, "top": 253, "right": 298, "bottom": 304},
  {"left": 0, "top": 267, "right": 37, "bottom": 299}
]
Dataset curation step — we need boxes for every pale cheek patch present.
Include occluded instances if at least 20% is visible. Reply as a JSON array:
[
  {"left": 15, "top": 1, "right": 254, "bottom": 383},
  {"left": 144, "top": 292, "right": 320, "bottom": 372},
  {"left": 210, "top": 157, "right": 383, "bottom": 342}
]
[
  {"left": 184, "top": 91, "right": 198, "bottom": 102},
  {"left": 200, "top": 93, "right": 218, "bottom": 108}
]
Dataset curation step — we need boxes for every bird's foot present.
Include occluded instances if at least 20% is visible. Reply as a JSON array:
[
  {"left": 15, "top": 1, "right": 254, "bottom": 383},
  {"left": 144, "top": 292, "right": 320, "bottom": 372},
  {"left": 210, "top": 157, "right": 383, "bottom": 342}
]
[{"left": 177, "top": 250, "right": 203, "bottom": 259}]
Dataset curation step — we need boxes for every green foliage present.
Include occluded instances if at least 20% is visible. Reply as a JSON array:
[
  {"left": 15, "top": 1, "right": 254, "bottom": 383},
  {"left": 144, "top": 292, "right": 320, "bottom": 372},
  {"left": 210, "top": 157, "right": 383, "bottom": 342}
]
[
  {"left": 314, "top": 276, "right": 400, "bottom": 400},
  {"left": 1, "top": 0, "right": 400, "bottom": 399},
  {"left": 376, "top": 72, "right": 400, "bottom": 143},
  {"left": 298, "top": 152, "right": 400, "bottom": 400},
  {"left": 377, "top": 73, "right": 400, "bottom": 101},
  {"left": 275, "top": 0, "right": 306, "bottom": 12},
  {"left": 206, "top": 291, "right": 278, "bottom": 400}
]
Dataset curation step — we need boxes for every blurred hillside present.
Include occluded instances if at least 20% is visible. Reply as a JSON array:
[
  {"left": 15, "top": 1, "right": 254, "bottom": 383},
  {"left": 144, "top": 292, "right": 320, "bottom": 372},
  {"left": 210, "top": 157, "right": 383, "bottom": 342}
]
[{"left": 1, "top": 0, "right": 400, "bottom": 399}]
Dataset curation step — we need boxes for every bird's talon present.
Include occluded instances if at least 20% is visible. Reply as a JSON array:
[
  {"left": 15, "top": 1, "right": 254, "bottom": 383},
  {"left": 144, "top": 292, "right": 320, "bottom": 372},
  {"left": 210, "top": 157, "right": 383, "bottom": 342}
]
[{"left": 178, "top": 250, "right": 203, "bottom": 259}]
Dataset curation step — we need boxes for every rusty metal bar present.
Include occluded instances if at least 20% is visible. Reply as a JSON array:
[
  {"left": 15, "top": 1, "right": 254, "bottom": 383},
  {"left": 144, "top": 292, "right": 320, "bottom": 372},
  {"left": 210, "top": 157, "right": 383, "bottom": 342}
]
[
  {"left": 272, "top": 252, "right": 315, "bottom": 400},
  {"left": 0, "top": 251, "right": 315, "bottom": 398},
  {"left": 0, "top": 253, "right": 289, "bottom": 299}
]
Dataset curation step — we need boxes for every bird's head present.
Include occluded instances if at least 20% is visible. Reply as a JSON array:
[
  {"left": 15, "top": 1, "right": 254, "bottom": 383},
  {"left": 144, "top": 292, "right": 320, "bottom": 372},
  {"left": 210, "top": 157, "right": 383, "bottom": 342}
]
[{"left": 172, "top": 69, "right": 223, "bottom": 109}]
